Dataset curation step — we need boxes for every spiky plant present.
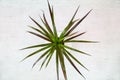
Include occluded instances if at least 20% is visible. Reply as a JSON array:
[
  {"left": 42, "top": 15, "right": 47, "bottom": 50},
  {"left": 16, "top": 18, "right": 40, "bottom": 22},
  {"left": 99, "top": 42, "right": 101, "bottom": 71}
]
[{"left": 21, "top": 1, "right": 97, "bottom": 80}]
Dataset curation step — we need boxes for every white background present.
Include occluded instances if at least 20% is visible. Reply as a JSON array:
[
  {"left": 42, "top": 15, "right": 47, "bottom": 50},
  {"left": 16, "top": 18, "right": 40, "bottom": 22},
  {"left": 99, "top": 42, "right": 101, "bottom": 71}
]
[{"left": 0, "top": 0, "right": 120, "bottom": 80}]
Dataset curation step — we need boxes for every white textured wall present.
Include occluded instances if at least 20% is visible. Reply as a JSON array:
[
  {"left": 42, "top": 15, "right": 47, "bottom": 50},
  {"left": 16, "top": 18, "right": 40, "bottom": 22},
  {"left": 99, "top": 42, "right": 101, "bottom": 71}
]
[{"left": 0, "top": 0, "right": 120, "bottom": 80}]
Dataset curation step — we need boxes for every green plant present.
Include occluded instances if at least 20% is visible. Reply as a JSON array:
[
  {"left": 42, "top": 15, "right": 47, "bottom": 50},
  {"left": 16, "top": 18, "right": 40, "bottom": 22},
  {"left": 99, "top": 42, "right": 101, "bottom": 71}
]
[{"left": 21, "top": 1, "right": 97, "bottom": 80}]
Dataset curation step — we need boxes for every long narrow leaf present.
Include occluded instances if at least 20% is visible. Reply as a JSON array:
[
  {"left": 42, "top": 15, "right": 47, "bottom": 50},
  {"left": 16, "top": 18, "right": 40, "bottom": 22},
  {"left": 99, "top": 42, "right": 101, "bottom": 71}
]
[
  {"left": 62, "top": 45, "right": 91, "bottom": 56},
  {"left": 60, "top": 6, "right": 80, "bottom": 38},
  {"left": 21, "top": 43, "right": 51, "bottom": 50},
  {"left": 57, "top": 46, "right": 67, "bottom": 80},
  {"left": 66, "top": 31, "right": 78, "bottom": 38},
  {"left": 40, "top": 53, "right": 50, "bottom": 70},
  {"left": 65, "top": 32, "right": 86, "bottom": 41},
  {"left": 63, "top": 51, "right": 86, "bottom": 79},
  {"left": 21, "top": 45, "right": 51, "bottom": 61},
  {"left": 65, "top": 10, "right": 92, "bottom": 37},
  {"left": 65, "top": 40, "right": 98, "bottom": 43},
  {"left": 47, "top": 0, "right": 58, "bottom": 37},
  {"left": 39, "top": 16, "right": 54, "bottom": 41},
  {"left": 45, "top": 46, "right": 55, "bottom": 67},
  {"left": 28, "top": 25, "right": 51, "bottom": 39},
  {"left": 39, "top": 44, "right": 55, "bottom": 69},
  {"left": 29, "top": 16, "right": 49, "bottom": 35},
  {"left": 28, "top": 31, "right": 51, "bottom": 42},
  {"left": 42, "top": 13, "right": 53, "bottom": 35},
  {"left": 56, "top": 51, "right": 59, "bottom": 80},
  {"left": 28, "top": 26, "right": 44, "bottom": 35},
  {"left": 32, "top": 48, "right": 51, "bottom": 68},
  {"left": 64, "top": 48, "right": 89, "bottom": 71}
]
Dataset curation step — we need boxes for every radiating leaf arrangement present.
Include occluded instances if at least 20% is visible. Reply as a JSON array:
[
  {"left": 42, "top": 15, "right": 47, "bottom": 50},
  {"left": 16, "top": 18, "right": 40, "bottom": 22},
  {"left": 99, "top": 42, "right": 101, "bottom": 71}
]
[{"left": 21, "top": 1, "right": 98, "bottom": 80}]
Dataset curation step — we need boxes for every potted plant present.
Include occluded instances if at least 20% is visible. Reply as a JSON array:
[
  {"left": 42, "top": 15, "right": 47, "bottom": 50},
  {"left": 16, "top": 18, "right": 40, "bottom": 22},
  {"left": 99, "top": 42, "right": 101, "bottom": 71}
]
[{"left": 21, "top": 1, "right": 97, "bottom": 80}]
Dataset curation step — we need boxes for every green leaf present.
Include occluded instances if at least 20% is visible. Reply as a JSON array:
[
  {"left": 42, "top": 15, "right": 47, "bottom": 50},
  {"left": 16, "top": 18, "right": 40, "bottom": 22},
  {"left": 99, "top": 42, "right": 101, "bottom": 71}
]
[
  {"left": 47, "top": 0, "right": 58, "bottom": 37},
  {"left": 64, "top": 48, "right": 89, "bottom": 71},
  {"left": 65, "top": 40, "right": 99, "bottom": 43},
  {"left": 39, "top": 16, "right": 55, "bottom": 42},
  {"left": 28, "top": 25, "right": 51, "bottom": 40},
  {"left": 39, "top": 53, "right": 50, "bottom": 70},
  {"left": 42, "top": 13, "right": 54, "bottom": 35},
  {"left": 21, "top": 44, "right": 51, "bottom": 61},
  {"left": 29, "top": 16, "right": 49, "bottom": 35},
  {"left": 62, "top": 45, "right": 91, "bottom": 56},
  {"left": 66, "top": 31, "right": 78, "bottom": 38},
  {"left": 65, "top": 10, "right": 92, "bottom": 37},
  {"left": 56, "top": 51, "right": 59, "bottom": 80},
  {"left": 65, "top": 32, "right": 86, "bottom": 41},
  {"left": 28, "top": 31, "right": 51, "bottom": 42},
  {"left": 39, "top": 44, "right": 55, "bottom": 69},
  {"left": 32, "top": 48, "right": 51, "bottom": 68},
  {"left": 63, "top": 51, "right": 86, "bottom": 79},
  {"left": 28, "top": 26, "right": 45, "bottom": 35},
  {"left": 60, "top": 6, "right": 80, "bottom": 38},
  {"left": 57, "top": 46, "right": 67, "bottom": 80},
  {"left": 45, "top": 45, "right": 55, "bottom": 67},
  {"left": 21, "top": 43, "right": 51, "bottom": 50}
]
